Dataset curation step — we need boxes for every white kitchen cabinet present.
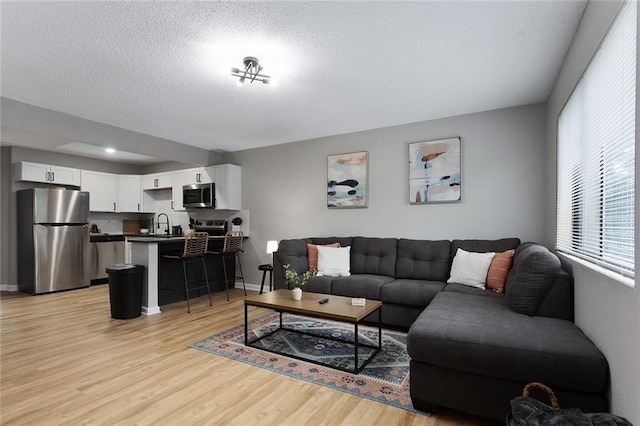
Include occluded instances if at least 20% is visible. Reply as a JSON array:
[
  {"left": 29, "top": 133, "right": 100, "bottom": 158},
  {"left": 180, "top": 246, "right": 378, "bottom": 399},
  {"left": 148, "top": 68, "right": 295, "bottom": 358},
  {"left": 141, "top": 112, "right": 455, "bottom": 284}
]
[
  {"left": 141, "top": 172, "right": 172, "bottom": 190},
  {"left": 214, "top": 164, "right": 242, "bottom": 210},
  {"left": 184, "top": 166, "right": 215, "bottom": 185},
  {"left": 14, "top": 161, "right": 81, "bottom": 187},
  {"left": 117, "top": 175, "right": 145, "bottom": 212},
  {"left": 171, "top": 170, "right": 186, "bottom": 210},
  {"left": 81, "top": 170, "right": 117, "bottom": 212}
]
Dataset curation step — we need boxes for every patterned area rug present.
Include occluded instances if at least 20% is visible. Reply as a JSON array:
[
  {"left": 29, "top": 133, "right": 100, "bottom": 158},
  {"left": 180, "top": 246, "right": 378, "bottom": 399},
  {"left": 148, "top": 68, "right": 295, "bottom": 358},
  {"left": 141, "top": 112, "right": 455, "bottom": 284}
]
[{"left": 189, "top": 312, "right": 427, "bottom": 415}]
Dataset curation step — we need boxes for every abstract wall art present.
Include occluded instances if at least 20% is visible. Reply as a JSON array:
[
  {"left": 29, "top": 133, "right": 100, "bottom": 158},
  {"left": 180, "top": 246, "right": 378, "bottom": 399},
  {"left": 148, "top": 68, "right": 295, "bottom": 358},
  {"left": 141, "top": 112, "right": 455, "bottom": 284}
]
[
  {"left": 408, "top": 137, "right": 461, "bottom": 204},
  {"left": 327, "top": 151, "right": 368, "bottom": 208}
]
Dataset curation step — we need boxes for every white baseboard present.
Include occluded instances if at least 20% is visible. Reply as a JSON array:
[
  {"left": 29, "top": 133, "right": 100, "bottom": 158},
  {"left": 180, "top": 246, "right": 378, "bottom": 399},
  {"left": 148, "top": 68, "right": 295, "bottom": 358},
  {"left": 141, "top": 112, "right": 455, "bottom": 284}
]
[
  {"left": 0, "top": 284, "right": 18, "bottom": 292},
  {"left": 142, "top": 306, "right": 161, "bottom": 316},
  {"left": 0, "top": 283, "right": 263, "bottom": 294},
  {"left": 235, "top": 282, "right": 264, "bottom": 293}
]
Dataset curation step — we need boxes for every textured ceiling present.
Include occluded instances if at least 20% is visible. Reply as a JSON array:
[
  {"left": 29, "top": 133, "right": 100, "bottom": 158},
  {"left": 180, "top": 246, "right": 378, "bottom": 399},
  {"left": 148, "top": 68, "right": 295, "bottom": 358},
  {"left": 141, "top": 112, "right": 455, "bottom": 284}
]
[{"left": 1, "top": 1, "right": 586, "bottom": 155}]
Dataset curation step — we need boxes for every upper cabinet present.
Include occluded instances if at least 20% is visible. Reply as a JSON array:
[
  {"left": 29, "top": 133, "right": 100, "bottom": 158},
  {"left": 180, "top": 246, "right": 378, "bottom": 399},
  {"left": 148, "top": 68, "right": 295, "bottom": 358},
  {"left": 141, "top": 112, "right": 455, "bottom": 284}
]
[
  {"left": 171, "top": 170, "right": 186, "bottom": 211},
  {"left": 117, "top": 175, "right": 145, "bottom": 212},
  {"left": 81, "top": 171, "right": 150, "bottom": 213},
  {"left": 213, "top": 164, "right": 241, "bottom": 210},
  {"left": 141, "top": 172, "right": 172, "bottom": 190},
  {"left": 184, "top": 166, "right": 216, "bottom": 185},
  {"left": 14, "top": 162, "right": 81, "bottom": 187},
  {"left": 81, "top": 170, "right": 117, "bottom": 212}
]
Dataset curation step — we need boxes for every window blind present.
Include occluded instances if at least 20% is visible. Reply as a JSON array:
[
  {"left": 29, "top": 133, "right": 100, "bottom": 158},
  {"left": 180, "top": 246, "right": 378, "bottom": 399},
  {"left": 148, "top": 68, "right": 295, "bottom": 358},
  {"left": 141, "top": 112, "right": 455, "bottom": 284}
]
[{"left": 557, "top": 1, "right": 636, "bottom": 279}]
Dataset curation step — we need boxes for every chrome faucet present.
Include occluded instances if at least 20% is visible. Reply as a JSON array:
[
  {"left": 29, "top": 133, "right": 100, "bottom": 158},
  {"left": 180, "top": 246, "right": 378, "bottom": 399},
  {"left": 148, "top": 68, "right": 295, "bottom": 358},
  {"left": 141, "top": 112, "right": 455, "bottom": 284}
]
[{"left": 157, "top": 213, "right": 170, "bottom": 235}]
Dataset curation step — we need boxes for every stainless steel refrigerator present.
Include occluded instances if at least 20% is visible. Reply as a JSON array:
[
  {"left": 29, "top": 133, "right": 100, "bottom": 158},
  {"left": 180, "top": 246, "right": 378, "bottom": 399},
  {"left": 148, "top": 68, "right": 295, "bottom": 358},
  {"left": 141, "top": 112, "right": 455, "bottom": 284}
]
[{"left": 17, "top": 188, "right": 91, "bottom": 294}]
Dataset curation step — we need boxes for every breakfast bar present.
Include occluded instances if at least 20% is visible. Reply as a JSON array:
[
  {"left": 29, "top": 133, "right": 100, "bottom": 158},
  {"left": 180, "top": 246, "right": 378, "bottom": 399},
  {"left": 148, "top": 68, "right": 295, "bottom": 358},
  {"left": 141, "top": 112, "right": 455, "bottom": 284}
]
[{"left": 128, "top": 235, "right": 233, "bottom": 315}]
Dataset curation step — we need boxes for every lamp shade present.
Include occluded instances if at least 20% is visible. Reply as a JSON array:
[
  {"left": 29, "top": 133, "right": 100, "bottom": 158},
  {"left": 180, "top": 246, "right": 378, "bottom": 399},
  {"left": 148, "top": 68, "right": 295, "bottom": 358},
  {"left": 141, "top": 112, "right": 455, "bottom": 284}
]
[{"left": 266, "top": 240, "right": 279, "bottom": 255}]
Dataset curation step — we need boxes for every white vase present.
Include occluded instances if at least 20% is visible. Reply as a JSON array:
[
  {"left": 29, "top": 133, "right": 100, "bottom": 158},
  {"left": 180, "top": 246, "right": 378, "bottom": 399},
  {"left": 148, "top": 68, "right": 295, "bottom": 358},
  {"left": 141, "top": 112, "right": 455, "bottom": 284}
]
[{"left": 292, "top": 287, "right": 302, "bottom": 301}]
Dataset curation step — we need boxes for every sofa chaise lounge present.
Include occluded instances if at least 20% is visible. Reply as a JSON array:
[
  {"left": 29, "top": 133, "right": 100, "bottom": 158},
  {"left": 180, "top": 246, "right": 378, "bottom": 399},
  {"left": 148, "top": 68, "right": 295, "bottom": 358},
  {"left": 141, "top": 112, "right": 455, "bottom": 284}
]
[{"left": 273, "top": 236, "right": 609, "bottom": 422}]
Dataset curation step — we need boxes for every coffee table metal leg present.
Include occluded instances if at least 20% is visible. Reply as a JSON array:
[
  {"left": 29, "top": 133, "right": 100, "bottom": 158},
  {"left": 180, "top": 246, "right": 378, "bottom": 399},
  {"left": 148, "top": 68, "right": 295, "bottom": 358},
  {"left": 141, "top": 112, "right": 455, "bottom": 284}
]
[
  {"left": 244, "top": 303, "right": 248, "bottom": 345},
  {"left": 354, "top": 322, "right": 359, "bottom": 372},
  {"left": 378, "top": 307, "right": 382, "bottom": 349}
]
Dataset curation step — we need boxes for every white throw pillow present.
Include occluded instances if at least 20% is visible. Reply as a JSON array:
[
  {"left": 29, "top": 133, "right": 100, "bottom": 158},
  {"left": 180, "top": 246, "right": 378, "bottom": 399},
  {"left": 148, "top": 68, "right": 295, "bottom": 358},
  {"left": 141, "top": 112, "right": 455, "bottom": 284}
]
[
  {"left": 447, "top": 248, "right": 496, "bottom": 289},
  {"left": 317, "top": 246, "right": 351, "bottom": 277}
]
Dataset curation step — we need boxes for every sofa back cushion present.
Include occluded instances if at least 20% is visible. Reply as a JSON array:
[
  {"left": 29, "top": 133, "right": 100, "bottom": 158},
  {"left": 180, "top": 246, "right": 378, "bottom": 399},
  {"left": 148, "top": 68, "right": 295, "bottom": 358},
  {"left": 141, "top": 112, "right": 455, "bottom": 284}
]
[
  {"left": 276, "top": 239, "right": 313, "bottom": 274},
  {"left": 350, "top": 237, "right": 397, "bottom": 277},
  {"left": 505, "top": 244, "right": 561, "bottom": 316},
  {"left": 450, "top": 238, "right": 521, "bottom": 259},
  {"left": 396, "top": 239, "right": 451, "bottom": 281},
  {"left": 310, "top": 237, "right": 353, "bottom": 248}
]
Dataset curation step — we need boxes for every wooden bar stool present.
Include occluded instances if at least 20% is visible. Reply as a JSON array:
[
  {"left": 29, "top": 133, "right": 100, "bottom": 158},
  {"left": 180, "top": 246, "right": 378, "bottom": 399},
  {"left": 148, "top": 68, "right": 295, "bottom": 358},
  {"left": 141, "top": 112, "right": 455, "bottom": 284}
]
[
  {"left": 162, "top": 232, "right": 212, "bottom": 313},
  {"left": 207, "top": 231, "right": 245, "bottom": 301},
  {"left": 258, "top": 264, "right": 273, "bottom": 294}
]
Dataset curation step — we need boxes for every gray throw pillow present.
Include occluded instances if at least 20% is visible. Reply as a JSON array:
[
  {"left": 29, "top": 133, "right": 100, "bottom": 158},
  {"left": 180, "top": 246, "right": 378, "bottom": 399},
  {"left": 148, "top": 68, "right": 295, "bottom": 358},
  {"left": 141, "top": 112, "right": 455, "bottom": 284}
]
[{"left": 506, "top": 244, "right": 561, "bottom": 316}]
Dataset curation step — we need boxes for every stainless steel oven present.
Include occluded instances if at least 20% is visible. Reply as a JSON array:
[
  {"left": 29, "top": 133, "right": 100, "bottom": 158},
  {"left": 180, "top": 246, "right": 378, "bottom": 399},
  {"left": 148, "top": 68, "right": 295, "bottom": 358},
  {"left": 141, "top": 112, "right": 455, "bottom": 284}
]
[{"left": 183, "top": 183, "right": 215, "bottom": 208}]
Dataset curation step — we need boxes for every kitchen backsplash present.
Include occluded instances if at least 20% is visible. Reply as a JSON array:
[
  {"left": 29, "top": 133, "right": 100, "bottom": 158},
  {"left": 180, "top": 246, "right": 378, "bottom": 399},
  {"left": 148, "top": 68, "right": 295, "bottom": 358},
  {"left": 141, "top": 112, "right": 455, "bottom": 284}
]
[{"left": 89, "top": 209, "right": 249, "bottom": 236}]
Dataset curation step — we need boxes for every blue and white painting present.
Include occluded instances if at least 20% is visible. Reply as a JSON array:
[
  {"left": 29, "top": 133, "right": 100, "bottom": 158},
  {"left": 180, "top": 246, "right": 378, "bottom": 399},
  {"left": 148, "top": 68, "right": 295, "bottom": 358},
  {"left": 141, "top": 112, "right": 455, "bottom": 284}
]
[
  {"left": 327, "top": 151, "right": 368, "bottom": 208},
  {"left": 409, "top": 137, "right": 461, "bottom": 203}
]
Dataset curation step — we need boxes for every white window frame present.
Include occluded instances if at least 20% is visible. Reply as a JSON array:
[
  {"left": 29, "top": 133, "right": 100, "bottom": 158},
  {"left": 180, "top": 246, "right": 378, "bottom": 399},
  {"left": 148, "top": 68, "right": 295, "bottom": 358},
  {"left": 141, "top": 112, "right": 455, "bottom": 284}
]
[{"left": 556, "top": 1, "right": 636, "bottom": 286}]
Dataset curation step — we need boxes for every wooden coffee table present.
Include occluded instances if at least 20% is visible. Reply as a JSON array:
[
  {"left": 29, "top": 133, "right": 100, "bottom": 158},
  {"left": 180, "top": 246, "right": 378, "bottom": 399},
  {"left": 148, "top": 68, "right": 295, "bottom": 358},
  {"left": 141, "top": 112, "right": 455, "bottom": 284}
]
[{"left": 244, "top": 289, "right": 382, "bottom": 374}]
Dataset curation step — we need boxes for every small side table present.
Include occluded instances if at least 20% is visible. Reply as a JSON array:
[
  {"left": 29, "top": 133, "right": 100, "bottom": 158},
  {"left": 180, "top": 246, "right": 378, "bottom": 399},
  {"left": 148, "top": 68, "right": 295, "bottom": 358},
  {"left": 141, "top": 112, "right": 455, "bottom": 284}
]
[{"left": 258, "top": 264, "right": 274, "bottom": 294}]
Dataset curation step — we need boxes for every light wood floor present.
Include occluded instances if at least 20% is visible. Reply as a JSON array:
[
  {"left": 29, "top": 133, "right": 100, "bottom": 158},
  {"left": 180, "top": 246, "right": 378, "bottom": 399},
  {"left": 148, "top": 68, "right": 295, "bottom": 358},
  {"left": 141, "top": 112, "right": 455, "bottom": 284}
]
[{"left": 1, "top": 286, "right": 497, "bottom": 425}]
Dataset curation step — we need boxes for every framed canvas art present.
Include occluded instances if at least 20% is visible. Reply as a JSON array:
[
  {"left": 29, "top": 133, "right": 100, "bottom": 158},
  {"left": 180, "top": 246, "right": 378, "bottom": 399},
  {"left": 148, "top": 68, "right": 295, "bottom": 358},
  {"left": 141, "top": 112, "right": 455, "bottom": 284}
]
[
  {"left": 327, "top": 151, "right": 368, "bottom": 208},
  {"left": 409, "top": 137, "right": 461, "bottom": 203}
]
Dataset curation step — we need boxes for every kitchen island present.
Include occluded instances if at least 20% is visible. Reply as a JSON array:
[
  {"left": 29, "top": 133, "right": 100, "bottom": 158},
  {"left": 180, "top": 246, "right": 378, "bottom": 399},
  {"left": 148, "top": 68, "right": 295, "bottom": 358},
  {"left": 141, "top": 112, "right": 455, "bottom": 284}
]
[{"left": 128, "top": 235, "right": 236, "bottom": 315}]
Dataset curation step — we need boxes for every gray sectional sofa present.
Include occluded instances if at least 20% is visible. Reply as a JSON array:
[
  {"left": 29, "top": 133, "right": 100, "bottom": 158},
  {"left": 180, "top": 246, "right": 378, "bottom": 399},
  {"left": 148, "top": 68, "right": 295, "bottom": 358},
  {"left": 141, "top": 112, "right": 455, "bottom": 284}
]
[{"left": 273, "top": 236, "right": 609, "bottom": 422}]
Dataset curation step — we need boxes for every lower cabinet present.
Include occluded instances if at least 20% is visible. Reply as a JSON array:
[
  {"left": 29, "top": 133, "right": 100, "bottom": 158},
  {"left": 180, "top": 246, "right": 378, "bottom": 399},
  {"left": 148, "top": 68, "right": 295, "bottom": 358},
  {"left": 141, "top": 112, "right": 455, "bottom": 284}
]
[{"left": 157, "top": 240, "right": 235, "bottom": 305}]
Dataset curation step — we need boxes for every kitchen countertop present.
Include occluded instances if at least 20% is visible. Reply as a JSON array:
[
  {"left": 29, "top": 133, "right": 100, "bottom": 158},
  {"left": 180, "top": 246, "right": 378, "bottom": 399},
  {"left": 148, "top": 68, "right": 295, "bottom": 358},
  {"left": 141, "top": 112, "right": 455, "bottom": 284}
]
[
  {"left": 126, "top": 235, "right": 228, "bottom": 243},
  {"left": 90, "top": 234, "right": 126, "bottom": 242}
]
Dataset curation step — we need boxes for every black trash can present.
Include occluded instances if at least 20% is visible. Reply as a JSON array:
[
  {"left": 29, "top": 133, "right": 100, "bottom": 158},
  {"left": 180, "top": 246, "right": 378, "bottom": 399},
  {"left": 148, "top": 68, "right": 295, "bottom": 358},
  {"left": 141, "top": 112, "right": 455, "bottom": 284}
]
[{"left": 106, "top": 264, "right": 144, "bottom": 319}]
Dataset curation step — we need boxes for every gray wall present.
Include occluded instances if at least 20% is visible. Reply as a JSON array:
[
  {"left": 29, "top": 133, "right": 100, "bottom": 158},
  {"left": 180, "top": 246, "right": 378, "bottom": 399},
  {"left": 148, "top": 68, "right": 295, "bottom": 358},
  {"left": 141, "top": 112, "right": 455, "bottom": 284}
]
[
  {"left": 545, "top": 1, "right": 639, "bottom": 423},
  {"left": 224, "top": 103, "right": 547, "bottom": 286}
]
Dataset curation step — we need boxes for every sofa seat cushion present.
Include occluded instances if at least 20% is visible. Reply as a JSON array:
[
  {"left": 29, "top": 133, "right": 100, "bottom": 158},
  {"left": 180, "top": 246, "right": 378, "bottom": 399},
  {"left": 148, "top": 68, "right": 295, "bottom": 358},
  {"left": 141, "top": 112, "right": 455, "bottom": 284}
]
[
  {"left": 303, "top": 275, "right": 333, "bottom": 294},
  {"left": 331, "top": 274, "right": 396, "bottom": 300},
  {"left": 407, "top": 292, "right": 608, "bottom": 394},
  {"left": 442, "top": 283, "right": 506, "bottom": 299},
  {"left": 381, "top": 279, "right": 446, "bottom": 307}
]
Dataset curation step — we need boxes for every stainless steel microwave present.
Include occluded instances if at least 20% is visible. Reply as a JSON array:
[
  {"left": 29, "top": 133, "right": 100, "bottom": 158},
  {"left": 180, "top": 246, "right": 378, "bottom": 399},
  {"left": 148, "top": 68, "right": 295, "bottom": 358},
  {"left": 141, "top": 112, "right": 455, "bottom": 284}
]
[{"left": 183, "top": 183, "right": 215, "bottom": 208}]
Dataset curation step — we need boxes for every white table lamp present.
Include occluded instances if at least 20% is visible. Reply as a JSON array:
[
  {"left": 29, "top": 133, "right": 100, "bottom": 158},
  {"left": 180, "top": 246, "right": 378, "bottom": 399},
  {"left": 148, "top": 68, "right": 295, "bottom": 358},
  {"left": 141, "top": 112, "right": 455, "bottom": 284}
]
[{"left": 266, "top": 240, "right": 278, "bottom": 258}]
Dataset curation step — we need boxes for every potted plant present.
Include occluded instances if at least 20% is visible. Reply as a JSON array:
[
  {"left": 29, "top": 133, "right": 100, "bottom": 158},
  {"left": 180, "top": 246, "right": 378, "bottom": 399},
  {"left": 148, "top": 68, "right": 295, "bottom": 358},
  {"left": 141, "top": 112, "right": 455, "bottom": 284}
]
[{"left": 283, "top": 263, "right": 316, "bottom": 300}]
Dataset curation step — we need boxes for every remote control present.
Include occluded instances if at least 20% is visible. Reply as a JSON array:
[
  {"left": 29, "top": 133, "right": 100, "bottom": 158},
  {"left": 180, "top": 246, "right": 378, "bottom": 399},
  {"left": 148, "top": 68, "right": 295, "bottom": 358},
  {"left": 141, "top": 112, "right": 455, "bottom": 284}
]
[{"left": 318, "top": 298, "right": 329, "bottom": 304}]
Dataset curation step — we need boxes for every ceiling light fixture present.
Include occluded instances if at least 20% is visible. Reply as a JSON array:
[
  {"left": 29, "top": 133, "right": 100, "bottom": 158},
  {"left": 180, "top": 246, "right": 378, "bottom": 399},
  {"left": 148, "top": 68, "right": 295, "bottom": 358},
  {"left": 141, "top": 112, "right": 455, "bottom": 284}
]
[
  {"left": 231, "top": 56, "right": 271, "bottom": 86},
  {"left": 105, "top": 148, "right": 116, "bottom": 154}
]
